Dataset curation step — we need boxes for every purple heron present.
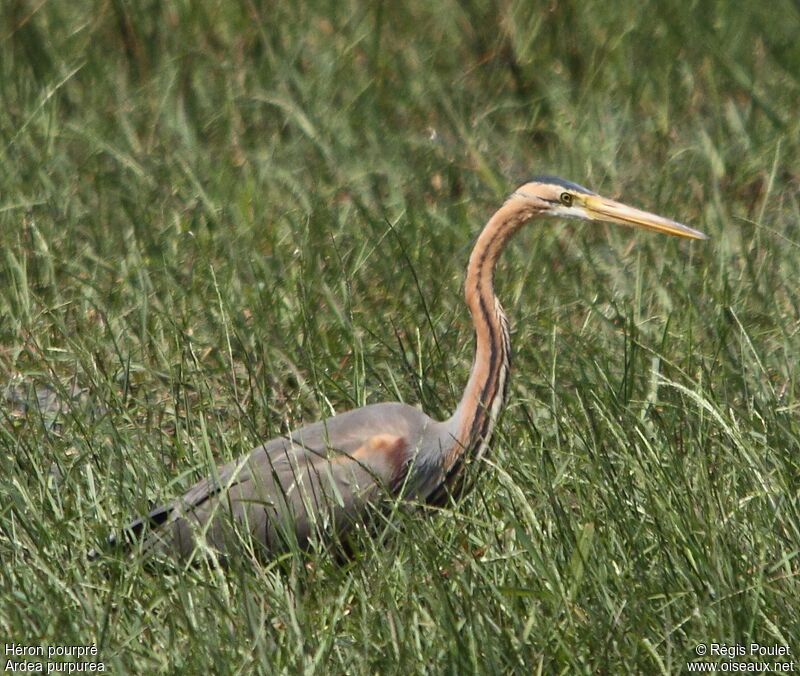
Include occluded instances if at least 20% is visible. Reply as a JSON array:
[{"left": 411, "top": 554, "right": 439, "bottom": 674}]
[{"left": 97, "top": 176, "right": 707, "bottom": 562}]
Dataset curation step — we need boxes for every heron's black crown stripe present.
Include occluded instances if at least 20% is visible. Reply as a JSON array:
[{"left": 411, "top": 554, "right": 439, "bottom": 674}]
[{"left": 520, "top": 175, "right": 597, "bottom": 195}]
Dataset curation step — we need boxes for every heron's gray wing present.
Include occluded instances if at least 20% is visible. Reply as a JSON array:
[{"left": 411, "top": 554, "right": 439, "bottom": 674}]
[{"left": 132, "top": 402, "right": 432, "bottom": 560}]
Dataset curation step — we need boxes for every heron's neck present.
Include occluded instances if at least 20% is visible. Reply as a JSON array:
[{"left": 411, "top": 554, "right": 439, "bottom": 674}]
[{"left": 445, "top": 200, "right": 531, "bottom": 470}]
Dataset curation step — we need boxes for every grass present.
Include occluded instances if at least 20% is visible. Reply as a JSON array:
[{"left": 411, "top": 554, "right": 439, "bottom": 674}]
[{"left": 1, "top": 0, "right": 799, "bottom": 673}]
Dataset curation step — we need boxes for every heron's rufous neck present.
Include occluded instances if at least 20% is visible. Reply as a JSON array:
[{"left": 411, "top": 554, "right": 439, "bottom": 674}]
[{"left": 446, "top": 198, "right": 534, "bottom": 470}]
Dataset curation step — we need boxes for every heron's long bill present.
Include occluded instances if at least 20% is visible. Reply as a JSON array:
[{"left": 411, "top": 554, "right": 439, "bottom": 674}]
[{"left": 584, "top": 195, "right": 708, "bottom": 240}]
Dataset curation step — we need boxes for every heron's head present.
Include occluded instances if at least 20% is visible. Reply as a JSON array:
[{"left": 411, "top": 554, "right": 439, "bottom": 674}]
[{"left": 511, "top": 175, "right": 708, "bottom": 240}]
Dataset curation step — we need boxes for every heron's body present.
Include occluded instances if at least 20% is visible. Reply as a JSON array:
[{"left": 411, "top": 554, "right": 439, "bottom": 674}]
[
  {"left": 105, "top": 176, "right": 706, "bottom": 562},
  {"left": 133, "top": 404, "right": 447, "bottom": 558}
]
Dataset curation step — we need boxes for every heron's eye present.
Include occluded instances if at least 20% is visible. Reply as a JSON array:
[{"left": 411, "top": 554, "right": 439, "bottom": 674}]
[{"left": 560, "top": 192, "right": 573, "bottom": 206}]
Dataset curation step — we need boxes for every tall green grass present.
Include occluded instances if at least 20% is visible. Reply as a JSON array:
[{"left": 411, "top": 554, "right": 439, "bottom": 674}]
[{"left": 1, "top": 1, "right": 798, "bottom": 673}]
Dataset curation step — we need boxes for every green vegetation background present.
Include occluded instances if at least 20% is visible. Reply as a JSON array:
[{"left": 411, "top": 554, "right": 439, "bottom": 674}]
[{"left": 1, "top": 1, "right": 798, "bottom": 673}]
